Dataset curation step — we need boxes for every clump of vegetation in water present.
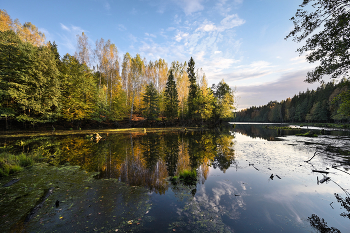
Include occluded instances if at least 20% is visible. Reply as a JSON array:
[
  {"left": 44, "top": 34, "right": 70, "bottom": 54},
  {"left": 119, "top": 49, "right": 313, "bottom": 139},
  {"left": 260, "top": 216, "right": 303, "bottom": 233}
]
[
  {"left": 0, "top": 152, "right": 35, "bottom": 177},
  {"left": 265, "top": 126, "right": 300, "bottom": 130},
  {"left": 296, "top": 131, "right": 318, "bottom": 137},
  {"left": 171, "top": 169, "right": 197, "bottom": 186}
]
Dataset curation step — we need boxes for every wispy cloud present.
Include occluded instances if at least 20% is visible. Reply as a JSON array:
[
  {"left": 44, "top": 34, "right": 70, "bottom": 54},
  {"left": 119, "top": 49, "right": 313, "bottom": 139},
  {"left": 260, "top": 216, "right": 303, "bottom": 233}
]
[
  {"left": 60, "top": 23, "right": 70, "bottom": 32},
  {"left": 57, "top": 24, "right": 86, "bottom": 54},
  {"left": 175, "top": 0, "right": 204, "bottom": 15},
  {"left": 145, "top": 32, "right": 157, "bottom": 38},
  {"left": 174, "top": 31, "right": 189, "bottom": 42},
  {"left": 195, "top": 14, "right": 245, "bottom": 32},
  {"left": 118, "top": 24, "right": 126, "bottom": 31}
]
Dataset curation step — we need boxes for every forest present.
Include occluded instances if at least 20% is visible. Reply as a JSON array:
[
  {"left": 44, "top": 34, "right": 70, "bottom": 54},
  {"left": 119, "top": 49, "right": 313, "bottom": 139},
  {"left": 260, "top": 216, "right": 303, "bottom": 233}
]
[
  {"left": 234, "top": 78, "right": 350, "bottom": 123},
  {"left": 0, "top": 10, "right": 235, "bottom": 130}
]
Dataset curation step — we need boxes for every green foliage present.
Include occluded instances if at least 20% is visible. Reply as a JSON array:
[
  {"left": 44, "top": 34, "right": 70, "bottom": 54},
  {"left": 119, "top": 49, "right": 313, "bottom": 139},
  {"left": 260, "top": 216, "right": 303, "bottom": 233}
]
[
  {"left": 142, "top": 82, "right": 159, "bottom": 120},
  {"left": 178, "top": 169, "right": 197, "bottom": 185},
  {"left": 187, "top": 57, "right": 199, "bottom": 119},
  {"left": 286, "top": 0, "right": 350, "bottom": 83},
  {"left": 212, "top": 81, "right": 235, "bottom": 120},
  {"left": 164, "top": 70, "right": 179, "bottom": 120},
  {"left": 235, "top": 80, "right": 349, "bottom": 123},
  {"left": 59, "top": 54, "right": 96, "bottom": 122},
  {"left": 332, "top": 86, "right": 350, "bottom": 120},
  {"left": 0, "top": 30, "right": 61, "bottom": 126},
  {"left": 196, "top": 88, "right": 215, "bottom": 121}
]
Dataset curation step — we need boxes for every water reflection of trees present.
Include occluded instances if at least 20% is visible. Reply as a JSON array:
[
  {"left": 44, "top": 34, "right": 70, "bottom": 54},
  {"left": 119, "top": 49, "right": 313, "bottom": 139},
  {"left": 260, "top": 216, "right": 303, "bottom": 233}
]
[
  {"left": 3, "top": 129, "right": 235, "bottom": 194},
  {"left": 233, "top": 124, "right": 301, "bottom": 141}
]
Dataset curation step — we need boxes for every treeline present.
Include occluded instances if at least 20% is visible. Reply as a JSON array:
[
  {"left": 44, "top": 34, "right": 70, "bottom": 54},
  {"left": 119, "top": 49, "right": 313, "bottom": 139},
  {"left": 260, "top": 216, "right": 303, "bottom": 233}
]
[
  {"left": 234, "top": 79, "right": 350, "bottom": 123},
  {"left": 0, "top": 10, "right": 235, "bottom": 129}
]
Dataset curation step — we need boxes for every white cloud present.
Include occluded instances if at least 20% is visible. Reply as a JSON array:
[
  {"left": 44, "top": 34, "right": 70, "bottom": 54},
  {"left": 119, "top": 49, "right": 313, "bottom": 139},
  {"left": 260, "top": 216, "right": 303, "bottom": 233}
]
[
  {"left": 195, "top": 14, "right": 245, "bottom": 33},
  {"left": 60, "top": 23, "right": 70, "bottom": 32},
  {"left": 214, "top": 51, "right": 222, "bottom": 54},
  {"left": 197, "top": 23, "right": 217, "bottom": 32},
  {"left": 175, "top": 0, "right": 204, "bottom": 15},
  {"left": 175, "top": 31, "right": 189, "bottom": 42},
  {"left": 148, "top": 33, "right": 157, "bottom": 38},
  {"left": 174, "top": 14, "right": 181, "bottom": 24},
  {"left": 219, "top": 14, "right": 245, "bottom": 31}
]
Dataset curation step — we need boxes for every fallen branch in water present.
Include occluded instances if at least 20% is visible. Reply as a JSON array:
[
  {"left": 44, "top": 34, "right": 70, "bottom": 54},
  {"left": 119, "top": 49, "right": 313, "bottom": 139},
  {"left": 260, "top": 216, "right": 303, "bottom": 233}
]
[{"left": 312, "top": 170, "right": 329, "bottom": 174}]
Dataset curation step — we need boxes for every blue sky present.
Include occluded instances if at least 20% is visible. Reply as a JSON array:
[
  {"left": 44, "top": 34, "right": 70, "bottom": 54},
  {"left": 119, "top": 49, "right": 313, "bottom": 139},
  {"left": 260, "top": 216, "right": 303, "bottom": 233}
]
[{"left": 3, "top": 0, "right": 322, "bottom": 110}]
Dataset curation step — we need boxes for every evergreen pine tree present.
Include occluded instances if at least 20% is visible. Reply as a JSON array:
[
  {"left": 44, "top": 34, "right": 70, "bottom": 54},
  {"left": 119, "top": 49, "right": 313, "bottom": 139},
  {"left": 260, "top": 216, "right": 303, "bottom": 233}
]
[
  {"left": 187, "top": 57, "right": 198, "bottom": 119},
  {"left": 142, "top": 82, "right": 159, "bottom": 120},
  {"left": 164, "top": 70, "right": 179, "bottom": 120}
]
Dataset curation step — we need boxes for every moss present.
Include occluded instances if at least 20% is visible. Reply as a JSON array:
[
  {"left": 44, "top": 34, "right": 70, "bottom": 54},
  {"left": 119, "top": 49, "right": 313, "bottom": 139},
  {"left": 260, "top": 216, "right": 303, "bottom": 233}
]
[{"left": 0, "top": 163, "right": 150, "bottom": 233}]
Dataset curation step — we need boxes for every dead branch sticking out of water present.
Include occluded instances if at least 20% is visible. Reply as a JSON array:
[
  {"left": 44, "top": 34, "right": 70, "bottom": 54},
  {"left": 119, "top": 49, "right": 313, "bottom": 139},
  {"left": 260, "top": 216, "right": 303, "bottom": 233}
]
[{"left": 305, "top": 151, "right": 321, "bottom": 163}]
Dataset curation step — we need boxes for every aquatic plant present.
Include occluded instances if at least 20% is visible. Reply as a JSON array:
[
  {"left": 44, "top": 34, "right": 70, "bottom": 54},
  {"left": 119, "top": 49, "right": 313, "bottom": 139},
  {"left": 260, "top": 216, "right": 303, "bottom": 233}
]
[
  {"left": 178, "top": 169, "right": 197, "bottom": 186},
  {"left": 296, "top": 131, "right": 318, "bottom": 137},
  {"left": 0, "top": 152, "right": 36, "bottom": 177}
]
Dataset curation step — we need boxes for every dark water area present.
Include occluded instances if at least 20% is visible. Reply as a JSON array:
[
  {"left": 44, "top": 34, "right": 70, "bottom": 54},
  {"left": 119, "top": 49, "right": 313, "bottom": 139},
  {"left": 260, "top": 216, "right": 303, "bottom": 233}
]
[{"left": 1, "top": 124, "right": 350, "bottom": 232}]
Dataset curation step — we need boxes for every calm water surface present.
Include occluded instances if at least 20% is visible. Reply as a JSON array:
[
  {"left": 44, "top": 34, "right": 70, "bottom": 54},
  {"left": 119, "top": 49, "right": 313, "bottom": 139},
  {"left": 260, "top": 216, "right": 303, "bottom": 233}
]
[{"left": 1, "top": 124, "right": 350, "bottom": 232}]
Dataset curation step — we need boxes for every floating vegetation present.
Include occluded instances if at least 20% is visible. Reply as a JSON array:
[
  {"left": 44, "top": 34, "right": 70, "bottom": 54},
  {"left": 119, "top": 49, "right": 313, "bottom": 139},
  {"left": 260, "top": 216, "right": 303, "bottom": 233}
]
[
  {"left": 0, "top": 152, "right": 35, "bottom": 177},
  {"left": 265, "top": 126, "right": 300, "bottom": 130},
  {"left": 0, "top": 163, "right": 151, "bottom": 233},
  {"left": 296, "top": 131, "right": 318, "bottom": 137},
  {"left": 179, "top": 169, "right": 197, "bottom": 186}
]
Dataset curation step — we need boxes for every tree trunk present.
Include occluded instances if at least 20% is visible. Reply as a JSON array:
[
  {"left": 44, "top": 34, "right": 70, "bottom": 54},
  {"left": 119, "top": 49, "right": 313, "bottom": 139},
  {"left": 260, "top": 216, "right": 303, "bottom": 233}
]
[{"left": 129, "top": 92, "right": 135, "bottom": 122}]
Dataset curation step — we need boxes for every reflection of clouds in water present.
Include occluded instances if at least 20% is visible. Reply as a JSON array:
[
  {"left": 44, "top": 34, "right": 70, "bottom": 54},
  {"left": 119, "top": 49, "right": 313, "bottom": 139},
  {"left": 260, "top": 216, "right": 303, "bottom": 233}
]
[
  {"left": 240, "top": 182, "right": 247, "bottom": 190},
  {"left": 263, "top": 183, "right": 340, "bottom": 224},
  {"left": 264, "top": 209, "right": 273, "bottom": 223},
  {"left": 173, "top": 179, "right": 248, "bottom": 232},
  {"left": 197, "top": 180, "right": 247, "bottom": 218}
]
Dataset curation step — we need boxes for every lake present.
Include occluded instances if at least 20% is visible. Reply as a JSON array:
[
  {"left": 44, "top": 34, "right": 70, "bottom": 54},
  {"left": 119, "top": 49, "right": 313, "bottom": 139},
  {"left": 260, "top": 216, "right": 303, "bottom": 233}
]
[{"left": 1, "top": 123, "right": 350, "bottom": 232}]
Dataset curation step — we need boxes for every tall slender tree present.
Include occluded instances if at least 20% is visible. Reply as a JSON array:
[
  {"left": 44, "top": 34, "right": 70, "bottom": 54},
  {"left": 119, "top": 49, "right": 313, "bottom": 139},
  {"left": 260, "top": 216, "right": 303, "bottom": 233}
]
[
  {"left": 187, "top": 57, "right": 199, "bottom": 120},
  {"left": 142, "top": 82, "right": 159, "bottom": 120},
  {"left": 164, "top": 70, "right": 179, "bottom": 120}
]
